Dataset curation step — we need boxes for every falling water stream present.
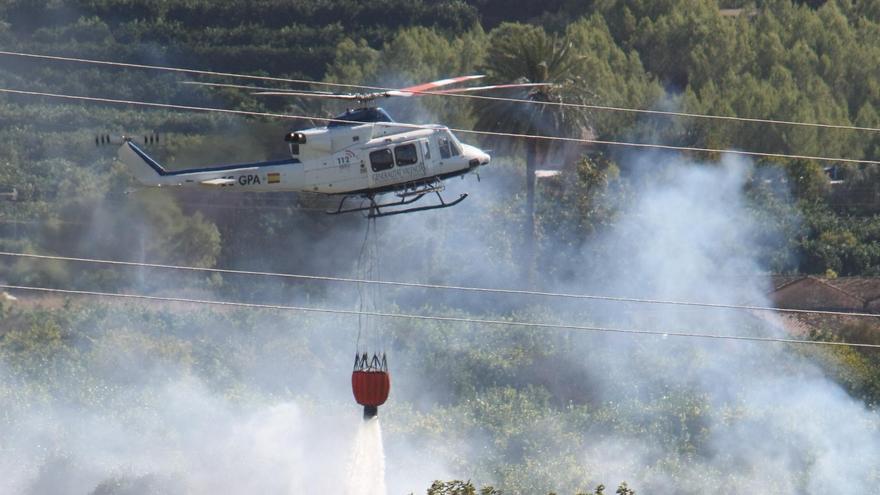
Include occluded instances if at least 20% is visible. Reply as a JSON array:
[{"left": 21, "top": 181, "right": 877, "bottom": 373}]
[{"left": 344, "top": 417, "right": 387, "bottom": 495}]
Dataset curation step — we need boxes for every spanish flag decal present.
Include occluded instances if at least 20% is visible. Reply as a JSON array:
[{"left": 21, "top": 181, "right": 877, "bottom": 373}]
[{"left": 268, "top": 172, "right": 280, "bottom": 184}]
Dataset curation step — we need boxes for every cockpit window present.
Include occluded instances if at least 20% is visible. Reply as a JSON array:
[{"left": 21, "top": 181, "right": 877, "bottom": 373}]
[
  {"left": 369, "top": 148, "right": 394, "bottom": 171},
  {"left": 328, "top": 107, "right": 395, "bottom": 128},
  {"left": 438, "top": 136, "right": 461, "bottom": 158}
]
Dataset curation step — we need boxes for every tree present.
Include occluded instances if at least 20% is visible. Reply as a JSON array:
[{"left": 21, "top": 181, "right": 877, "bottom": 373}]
[
  {"left": 785, "top": 158, "right": 829, "bottom": 201},
  {"left": 423, "top": 480, "right": 634, "bottom": 495},
  {"left": 425, "top": 480, "right": 501, "bottom": 495},
  {"left": 535, "top": 153, "right": 627, "bottom": 280},
  {"left": 473, "top": 23, "right": 593, "bottom": 282}
]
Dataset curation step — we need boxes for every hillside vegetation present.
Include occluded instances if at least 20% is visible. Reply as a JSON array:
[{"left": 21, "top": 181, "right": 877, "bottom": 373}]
[
  {"left": 2, "top": 1, "right": 880, "bottom": 494},
  {"left": 1, "top": 0, "right": 880, "bottom": 276}
]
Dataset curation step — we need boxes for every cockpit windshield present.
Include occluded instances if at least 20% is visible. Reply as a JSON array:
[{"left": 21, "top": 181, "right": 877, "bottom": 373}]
[
  {"left": 328, "top": 107, "right": 395, "bottom": 128},
  {"left": 448, "top": 131, "right": 463, "bottom": 155},
  {"left": 438, "top": 130, "right": 462, "bottom": 159}
]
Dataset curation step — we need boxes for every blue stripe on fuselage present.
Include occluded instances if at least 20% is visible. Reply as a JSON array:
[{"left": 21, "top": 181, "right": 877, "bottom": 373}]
[{"left": 128, "top": 142, "right": 300, "bottom": 176}]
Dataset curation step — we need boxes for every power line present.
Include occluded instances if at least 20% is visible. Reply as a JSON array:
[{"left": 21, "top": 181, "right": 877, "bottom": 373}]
[
  {"left": 2, "top": 250, "right": 878, "bottom": 319},
  {"left": 2, "top": 50, "right": 878, "bottom": 134},
  {"left": 5, "top": 197, "right": 328, "bottom": 212},
  {"left": 2, "top": 87, "right": 880, "bottom": 166},
  {"left": 1, "top": 283, "right": 877, "bottom": 349},
  {"left": 0, "top": 218, "right": 86, "bottom": 226},
  {"left": 182, "top": 80, "right": 880, "bottom": 135}
]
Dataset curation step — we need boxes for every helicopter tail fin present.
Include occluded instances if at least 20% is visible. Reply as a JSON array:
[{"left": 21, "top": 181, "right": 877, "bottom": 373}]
[{"left": 117, "top": 139, "right": 169, "bottom": 185}]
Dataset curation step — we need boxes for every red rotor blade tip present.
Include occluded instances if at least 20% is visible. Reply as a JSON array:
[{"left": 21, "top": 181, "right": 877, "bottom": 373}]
[
  {"left": 434, "top": 82, "right": 555, "bottom": 94},
  {"left": 395, "top": 75, "right": 485, "bottom": 96}
]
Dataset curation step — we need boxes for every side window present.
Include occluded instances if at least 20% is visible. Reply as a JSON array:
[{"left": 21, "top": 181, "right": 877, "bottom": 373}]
[
  {"left": 439, "top": 137, "right": 452, "bottom": 159},
  {"left": 395, "top": 143, "right": 418, "bottom": 166},
  {"left": 421, "top": 140, "right": 431, "bottom": 160},
  {"left": 369, "top": 149, "right": 394, "bottom": 172}
]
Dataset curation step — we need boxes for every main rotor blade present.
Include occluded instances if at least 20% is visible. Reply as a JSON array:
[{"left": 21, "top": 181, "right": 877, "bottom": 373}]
[
  {"left": 182, "top": 81, "right": 343, "bottom": 97},
  {"left": 431, "top": 82, "right": 555, "bottom": 94},
  {"left": 251, "top": 75, "right": 489, "bottom": 101},
  {"left": 253, "top": 90, "right": 362, "bottom": 100},
  {"left": 182, "top": 81, "right": 272, "bottom": 91},
  {"left": 188, "top": 74, "right": 530, "bottom": 101},
  {"left": 390, "top": 75, "right": 485, "bottom": 97}
]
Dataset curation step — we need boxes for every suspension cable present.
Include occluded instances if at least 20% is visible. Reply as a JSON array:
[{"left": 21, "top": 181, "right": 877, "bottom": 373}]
[
  {"left": 1, "top": 87, "right": 879, "bottom": 166},
  {"left": 1, "top": 251, "right": 877, "bottom": 319},
  {"left": 1, "top": 50, "right": 878, "bottom": 134},
  {"left": 0, "top": 283, "right": 876, "bottom": 349}
]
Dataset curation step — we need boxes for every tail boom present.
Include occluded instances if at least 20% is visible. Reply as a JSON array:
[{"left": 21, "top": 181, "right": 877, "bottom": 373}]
[
  {"left": 116, "top": 140, "right": 303, "bottom": 189},
  {"left": 117, "top": 139, "right": 170, "bottom": 185}
]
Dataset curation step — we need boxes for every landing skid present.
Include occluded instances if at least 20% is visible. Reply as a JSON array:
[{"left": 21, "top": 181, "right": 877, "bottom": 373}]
[{"left": 328, "top": 189, "right": 468, "bottom": 218}]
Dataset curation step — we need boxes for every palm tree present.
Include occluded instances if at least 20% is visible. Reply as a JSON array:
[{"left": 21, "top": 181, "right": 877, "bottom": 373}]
[{"left": 474, "top": 24, "right": 593, "bottom": 282}]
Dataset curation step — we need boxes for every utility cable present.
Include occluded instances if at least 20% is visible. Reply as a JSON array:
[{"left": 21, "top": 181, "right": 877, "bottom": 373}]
[
  {"left": 1, "top": 250, "right": 878, "bottom": 319},
  {"left": 2, "top": 87, "right": 879, "bottom": 166},
  {"left": 1, "top": 50, "right": 878, "bottom": 134},
  {"left": 0, "top": 283, "right": 877, "bottom": 349},
  {"left": 182, "top": 80, "right": 880, "bottom": 135},
  {"left": 5, "top": 197, "right": 327, "bottom": 212}
]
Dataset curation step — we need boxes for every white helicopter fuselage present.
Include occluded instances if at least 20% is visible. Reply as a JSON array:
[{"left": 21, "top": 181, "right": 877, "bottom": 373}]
[{"left": 117, "top": 122, "right": 490, "bottom": 196}]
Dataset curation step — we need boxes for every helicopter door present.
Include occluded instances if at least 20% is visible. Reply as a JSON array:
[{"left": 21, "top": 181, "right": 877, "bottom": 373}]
[
  {"left": 368, "top": 148, "right": 395, "bottom": 188},
  {"left": 368, "top": 142, "right": 427, "bottom": 188},
  {"left": 392, "top": 142, "right": 427, "bottom": 184}
]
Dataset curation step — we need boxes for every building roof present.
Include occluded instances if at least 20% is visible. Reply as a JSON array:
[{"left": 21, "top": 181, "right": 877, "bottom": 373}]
[
  {"left": 823, "top": 277, "right": 880, "bottom": 304},
  {"left": 769, "top": 275, "right": 880, "bottom": 311},
  {"left": 770, "top": 275, "right": 805, "bottom": 291}
]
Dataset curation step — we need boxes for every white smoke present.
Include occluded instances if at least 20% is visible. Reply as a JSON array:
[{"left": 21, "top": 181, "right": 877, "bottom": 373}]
[
  {"left": 556, "top": 153, "right": 880, "bottom": 493},
  {"left": 0, "top": 373, "right": 362, "bottom": 494}
]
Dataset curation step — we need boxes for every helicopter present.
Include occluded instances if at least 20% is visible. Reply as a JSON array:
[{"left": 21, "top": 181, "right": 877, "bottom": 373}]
[{"left": 116, "top": 75, "right": 546, "bottom": 217}]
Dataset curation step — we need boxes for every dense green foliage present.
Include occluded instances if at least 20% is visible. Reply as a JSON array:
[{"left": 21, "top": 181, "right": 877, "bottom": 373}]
[
  {"left": 423, "top": 479, "right": 635, "bottom": 494},
  {"left": 2, "top": 1, "right": 880, "bottom": 493},
  {"left": 2, "top": 0, "right": 880, "bottom": 275}
]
